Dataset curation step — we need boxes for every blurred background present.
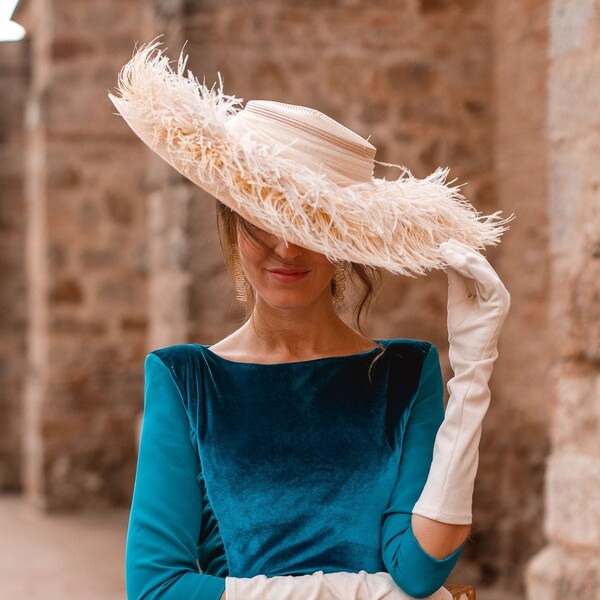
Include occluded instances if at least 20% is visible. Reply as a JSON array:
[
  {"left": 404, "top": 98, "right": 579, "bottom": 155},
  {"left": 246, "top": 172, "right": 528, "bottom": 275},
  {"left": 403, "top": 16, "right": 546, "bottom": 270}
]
[{"left": 0, "top": 0, "right": 598, "bottom": 598}]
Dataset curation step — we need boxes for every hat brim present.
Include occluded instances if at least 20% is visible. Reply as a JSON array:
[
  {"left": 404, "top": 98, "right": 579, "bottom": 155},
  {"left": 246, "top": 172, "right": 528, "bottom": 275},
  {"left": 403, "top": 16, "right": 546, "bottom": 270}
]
[{"left": 108, "top": 38, "right": 515, "bottom": 277}]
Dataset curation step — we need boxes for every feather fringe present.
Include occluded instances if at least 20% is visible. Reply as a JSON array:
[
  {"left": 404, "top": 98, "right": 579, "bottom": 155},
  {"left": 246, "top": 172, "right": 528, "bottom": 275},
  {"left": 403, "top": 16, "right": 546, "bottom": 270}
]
[{"left": 108, "top": 37, "right": 515, "bottom": 277}]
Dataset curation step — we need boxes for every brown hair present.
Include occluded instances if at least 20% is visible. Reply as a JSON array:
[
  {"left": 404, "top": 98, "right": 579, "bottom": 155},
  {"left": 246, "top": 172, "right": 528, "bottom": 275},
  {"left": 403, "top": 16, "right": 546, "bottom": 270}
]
[{"left": 215, "top": 199, "right": 388, "bottom": 377}]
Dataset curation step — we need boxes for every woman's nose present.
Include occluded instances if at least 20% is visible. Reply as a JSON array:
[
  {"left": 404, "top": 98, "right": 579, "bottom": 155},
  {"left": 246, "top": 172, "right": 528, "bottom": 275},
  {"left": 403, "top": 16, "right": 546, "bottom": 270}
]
[{"left": 272, "top": 236, "right": 304, "bottom": 260}]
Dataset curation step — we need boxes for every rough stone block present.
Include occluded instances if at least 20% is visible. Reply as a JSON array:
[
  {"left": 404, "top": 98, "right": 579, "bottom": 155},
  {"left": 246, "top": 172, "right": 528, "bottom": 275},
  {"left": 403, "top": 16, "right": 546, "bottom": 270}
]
[
  {"left": 569, "top": 254, "right": 600, "bottom": 362},
  {"left": 527, "top": 544, "right": 600, "bottom": 600},
  {"left": 550, "top": 0, "right": 595, "bottom": 57},
  {"left": 551, "top": 365, "right": 600, "bottom": 456},
  {"left": 545, "top": 453, "right": 600, "bottom": 548},
  {"left": 548, "top": 143, "right": 583, "bottom": 262},
  {"left": 548, "top": 50, "right": 600, "bottom": 139},
  {"left": 548, "top": 134, "right": 600, "bottom": 361}
]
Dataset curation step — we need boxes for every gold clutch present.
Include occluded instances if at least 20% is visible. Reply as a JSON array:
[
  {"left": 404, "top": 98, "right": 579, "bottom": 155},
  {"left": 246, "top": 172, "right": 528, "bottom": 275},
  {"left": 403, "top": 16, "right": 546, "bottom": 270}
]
[{"left": 445, "top": 584, "right": 476, "bottom": 599}]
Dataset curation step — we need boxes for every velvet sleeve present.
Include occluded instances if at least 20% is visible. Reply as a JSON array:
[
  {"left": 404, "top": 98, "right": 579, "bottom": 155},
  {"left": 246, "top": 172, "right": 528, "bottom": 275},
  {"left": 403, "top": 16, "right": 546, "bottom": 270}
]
[
  {"left": 125, "top": 352, "right": 226, "bottom": 600},
  {"left": 380, "top": 343, "right": 466, "bottom": 598}
]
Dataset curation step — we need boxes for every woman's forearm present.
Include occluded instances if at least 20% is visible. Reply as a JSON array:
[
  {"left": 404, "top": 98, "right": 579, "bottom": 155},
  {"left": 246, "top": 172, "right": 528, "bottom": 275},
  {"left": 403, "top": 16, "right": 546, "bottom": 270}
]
[
  {"left": 412, "top": 241, "right": 510, "bottom": 527},
  {"left": 411, "top": 514, "right": 471, "bottom": 560}
]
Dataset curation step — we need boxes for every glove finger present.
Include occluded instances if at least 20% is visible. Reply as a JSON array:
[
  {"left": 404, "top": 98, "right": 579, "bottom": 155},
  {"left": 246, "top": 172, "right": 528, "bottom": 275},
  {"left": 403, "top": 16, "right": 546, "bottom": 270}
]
[
  {"left": 446, "top": 265, "right": 478, "bottom": 307},
  {"left": 441, "top": 245, "right": 478, "bottom": 303},
  {"left": 461, "top": 251, "right": 510, "bottom": 307}
]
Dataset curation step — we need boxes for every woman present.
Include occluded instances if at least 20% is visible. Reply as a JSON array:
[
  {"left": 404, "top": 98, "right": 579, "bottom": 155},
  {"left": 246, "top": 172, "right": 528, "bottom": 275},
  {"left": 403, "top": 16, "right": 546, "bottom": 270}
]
[{"left": 111, "top": 39, "right": 513, "bottom": 600}]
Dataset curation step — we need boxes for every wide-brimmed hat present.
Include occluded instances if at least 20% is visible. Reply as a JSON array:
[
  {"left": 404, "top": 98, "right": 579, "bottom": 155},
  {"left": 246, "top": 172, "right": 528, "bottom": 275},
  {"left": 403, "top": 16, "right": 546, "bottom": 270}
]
[{"left": 108, "top": 38, "right": 514, "bottom": 277}]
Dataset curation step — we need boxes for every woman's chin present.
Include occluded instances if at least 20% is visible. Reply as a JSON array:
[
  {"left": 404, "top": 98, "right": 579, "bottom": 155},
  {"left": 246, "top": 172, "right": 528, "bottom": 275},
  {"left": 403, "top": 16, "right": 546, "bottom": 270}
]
[
  {"left": 261, "top": 296, "right": 311, "bottom": 310},
  {"left": 256, "top": 289, "right": 321, "bottom": 310}
]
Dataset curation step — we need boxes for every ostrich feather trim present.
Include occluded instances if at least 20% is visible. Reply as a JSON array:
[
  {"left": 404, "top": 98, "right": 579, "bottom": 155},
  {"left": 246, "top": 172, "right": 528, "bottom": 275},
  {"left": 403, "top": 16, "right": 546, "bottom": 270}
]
[{"left": 108, "top": 38, "right": 515, "bottom": 277}]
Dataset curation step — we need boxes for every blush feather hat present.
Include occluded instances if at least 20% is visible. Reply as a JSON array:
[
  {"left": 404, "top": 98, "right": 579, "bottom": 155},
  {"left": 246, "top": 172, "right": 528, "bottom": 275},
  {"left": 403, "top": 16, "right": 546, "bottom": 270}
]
[{"left": 108, "top": 38, "right": 515, "bottom": 277}]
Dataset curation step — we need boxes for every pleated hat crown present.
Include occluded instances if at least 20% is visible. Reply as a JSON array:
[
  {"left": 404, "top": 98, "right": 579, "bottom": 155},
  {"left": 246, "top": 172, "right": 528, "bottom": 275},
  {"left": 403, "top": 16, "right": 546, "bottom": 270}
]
[{"left": 225, "top": 100, "right": 377, "bottom": 186}]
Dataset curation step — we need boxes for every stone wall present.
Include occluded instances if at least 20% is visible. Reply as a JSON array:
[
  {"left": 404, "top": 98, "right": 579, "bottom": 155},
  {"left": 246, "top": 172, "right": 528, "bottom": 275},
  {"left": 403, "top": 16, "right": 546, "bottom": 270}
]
[
  {"left": 469, "top": 1, "right": 551, "bottom": 596},
  {"left": 0, "top": 39, "right": 29, "bottom": 492},
  {"left": 526, "top": 1, "right": 600, "bottom": 598},
  {"left": 17, "top": 0, "right": 151, "bottom": 510}
]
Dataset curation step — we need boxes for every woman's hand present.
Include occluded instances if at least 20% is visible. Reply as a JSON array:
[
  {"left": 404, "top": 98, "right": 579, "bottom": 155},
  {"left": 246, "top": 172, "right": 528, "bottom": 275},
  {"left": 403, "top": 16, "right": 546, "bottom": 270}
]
[
  {"left": 411, "top": 238, "right": 511, "bottom": 525},
  {"left": 225, "top": 570, "right": 452, "bottom": 600},
  {"left": 441, "top": 238, "right": 510, "bottom": 362}
]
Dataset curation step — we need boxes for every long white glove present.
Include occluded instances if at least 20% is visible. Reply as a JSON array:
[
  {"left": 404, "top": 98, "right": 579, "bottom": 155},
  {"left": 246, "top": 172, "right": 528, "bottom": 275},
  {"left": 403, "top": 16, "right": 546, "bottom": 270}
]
[
  {"left": 412, "top": 239, "right": 511, "bottom": 525},
  {"left": 225, "top": 570, "right": 452, "bottom": 600}
]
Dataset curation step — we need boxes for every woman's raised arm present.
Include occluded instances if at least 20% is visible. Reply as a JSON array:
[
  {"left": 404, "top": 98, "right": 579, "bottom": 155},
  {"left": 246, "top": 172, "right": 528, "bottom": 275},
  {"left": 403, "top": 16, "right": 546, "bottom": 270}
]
[
  {"left": 412, "top": 239, "right": 510, "bottom": 525},
  {"left": 382, "top": 239, "right": 510, "bottom": 597}
]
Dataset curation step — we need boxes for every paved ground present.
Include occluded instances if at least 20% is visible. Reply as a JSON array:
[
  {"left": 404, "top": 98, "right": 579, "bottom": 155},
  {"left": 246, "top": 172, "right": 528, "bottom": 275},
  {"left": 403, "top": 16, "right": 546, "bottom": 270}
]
[{"left": 0, "top": 493, "right": 128, "bottom": 599}]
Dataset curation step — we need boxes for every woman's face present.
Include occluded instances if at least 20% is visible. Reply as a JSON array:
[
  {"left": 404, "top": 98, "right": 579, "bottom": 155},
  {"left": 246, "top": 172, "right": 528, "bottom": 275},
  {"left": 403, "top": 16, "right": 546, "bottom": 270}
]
[{"left": 236, "top": 220, "right": 337, "bottom": 309}]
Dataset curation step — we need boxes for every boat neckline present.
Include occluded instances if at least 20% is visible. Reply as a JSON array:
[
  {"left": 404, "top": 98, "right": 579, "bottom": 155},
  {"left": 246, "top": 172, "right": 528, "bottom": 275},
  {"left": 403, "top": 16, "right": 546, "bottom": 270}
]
[{"left": 195, "top": 339, "right": 388, "bottom": 367}]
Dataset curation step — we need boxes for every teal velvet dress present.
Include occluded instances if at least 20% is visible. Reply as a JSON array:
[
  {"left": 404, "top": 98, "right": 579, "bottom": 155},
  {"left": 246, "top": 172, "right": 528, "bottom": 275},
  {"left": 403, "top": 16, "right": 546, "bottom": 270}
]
[{"left": 125, "top": 338, "right": 466, "bottom": 599}]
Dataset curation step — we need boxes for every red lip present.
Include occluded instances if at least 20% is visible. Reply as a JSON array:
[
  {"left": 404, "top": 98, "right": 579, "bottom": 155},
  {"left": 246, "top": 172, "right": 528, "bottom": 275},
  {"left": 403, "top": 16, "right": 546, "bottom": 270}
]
[
  {"left": 268, "top": 269, "right": 310, "bottom": 274},
  {"left": 267, "top": 269, "right": 310, "bottom": 282}
]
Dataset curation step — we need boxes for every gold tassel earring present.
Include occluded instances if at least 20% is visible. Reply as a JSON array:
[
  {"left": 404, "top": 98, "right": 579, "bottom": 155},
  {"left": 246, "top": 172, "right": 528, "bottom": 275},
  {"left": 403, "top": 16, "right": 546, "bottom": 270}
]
[
  {"left": 332, "top": 261, "right": 347, "bottom": 306},
  {"left": 232, "top": 243, "right": 248, "bottom": 303}
]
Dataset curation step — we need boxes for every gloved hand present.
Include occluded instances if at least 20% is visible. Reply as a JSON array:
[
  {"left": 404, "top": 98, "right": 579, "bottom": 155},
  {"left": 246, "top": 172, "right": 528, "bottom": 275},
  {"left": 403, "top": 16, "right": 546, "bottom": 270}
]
[
  {"left": 225, "top": 570, "right": 452, "bottom": 600},
  {"left": 412, "top": 238, "right": 511, "bottom": 524}
]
